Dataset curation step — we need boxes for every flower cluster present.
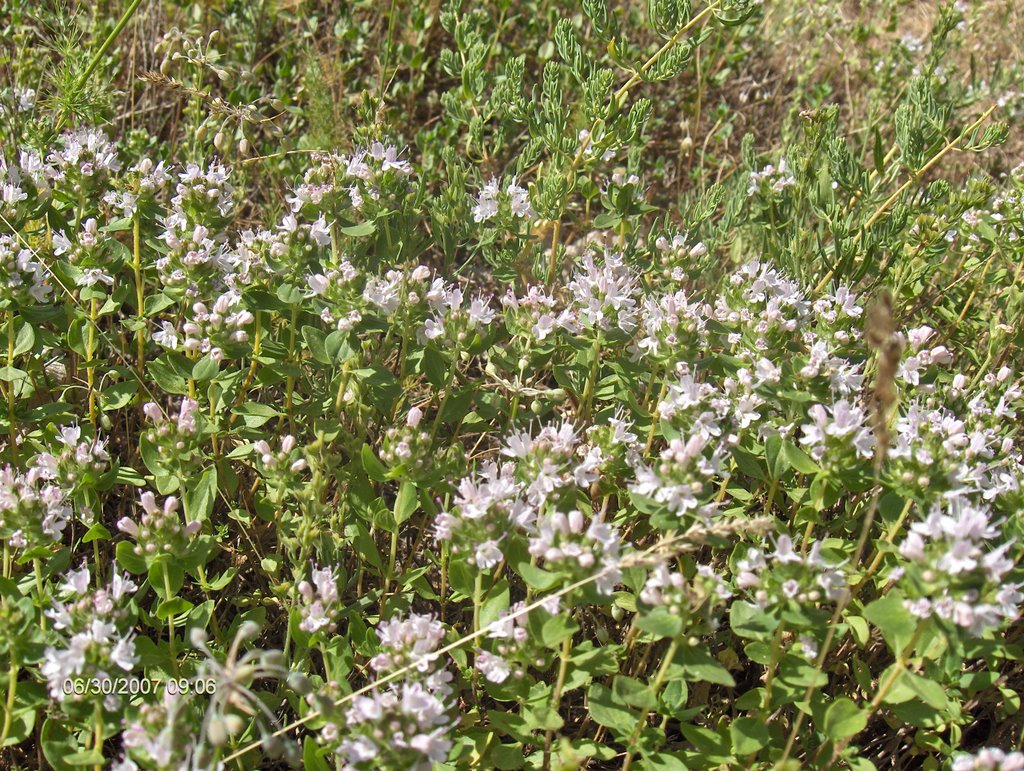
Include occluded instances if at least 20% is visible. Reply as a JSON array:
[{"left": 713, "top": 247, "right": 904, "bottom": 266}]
[
  {"left": 141, "top": 399, "right": 202, "bottom": 470},
  {"left": 897, "top": 497, "right": 1022, "bottom": 635},
  {"left": 799, "top": 399, "right": 875, "bottom": 464},
  {"left": 0, "top": 233, "right": 52, "bottom": 304},
  {"left": 528, "top": 509, "right": 622, "bottom": 594},
  {"left": 297, "top": 566, "right": 342, "bottom": 635},
  {"left": 435, "top": 461, "right": 533, "bottom": 569},
  {"left": 420, "top": 277, "right": 495, "bottom": 348},
  {"left": 116, "top": 492, "right": 200, "bottom": 563},
  {"left": 312, "top": 613, "right": 454, "bottom": 771},
  {"left": 734, "top": 534, "right": 847, "bottom": 609},
  {"left": 42, "top": 565, "right": 139, "bottom": 710},
  {"left": 474, "top": 597, "right": 561, "bottom": 685},
  {"left": 0, "top": 464, "right": 72, "bottom": 549},
  {"left": 380, "top": 406, "right": 433, "bottom": 475},
  {"left": 565, "top": 251, "right": 639, "bottom": 335},
  {"left": 32, "top": 425, "right": 110, "bottom": 497},
  {"left": 747, "top": 157, "right": 796, "bottom": 197},
  {"left": 952, "top": 748, "right": 1024, "bottom": 771},
  {"left": 472, "top": 177, "right": 535, "bottom": 223},
  {"left": 630, "top": 432, "right": 725, "bottom": 521}
]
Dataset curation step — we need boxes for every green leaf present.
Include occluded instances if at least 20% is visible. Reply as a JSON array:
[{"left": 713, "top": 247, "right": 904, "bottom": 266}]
[
  {"left": 823, "top": 697, "right": 868, "bottom": 740},
  {"left": 114, "top": 466, "right": 147, "bottom": 486},
  {"left": 157, "top": 596, "right": 194, "bottom": 619},
  {"left": 360, "top": 444, "right": 390, "bottom": 482},
  {"left": 612, "top": 675, "right": 657, "bottom": 709},
  {"left": 847, "top": 615, "right": 870, "bottom": 648},
  {"left": 276, "top": 283, "right": 305, "bottom": 305},
  {"left": 115, "top": 540, "right": 146, "bottom": 574},
  {"left": 730, "top": 600, "right": 779, "bottom": 640},
  {"left": 232, "top": 401, "right": 280, "bottom": 428},
  {"left": 303, "top": 737, "right": 331, "bottom": 771},
  {"left": 0, "top": 366, "right": 28, "bottom": 383},
  {"left": 782, "top": 440, "right": 820, "bottom": 474},
  {"left": 100, "top": 380, "right": 137, "bottom": 411},
  {"left": 302, "top": 326, "right": 331, "bottom": 365},
  {"left": 82, "top": 523, "right": 111, "bottom": 543},
  {"left": 765, "top": 433, "right": 786, "bottom": 479},
  {"left": 393, "top": 480, "right": 418, "bottom": 525},
  {"left": 863, "top": 592, "right": 917, "bottom": 654},
  {"left": 64, "top": 749, "right": 107, "bottom": 766},
  {"left": 541, "top": 614, "right": 579, "bottom": 648},
  {"left": 730, "top": 716, "right": 770, "bottom": 755},
  {"left": 340, "top": 221, "right": 377, "bottom": 237},
  {"left": 882, "top": 667, "right": 947, "bottom": 709},
  {"left": 678, "top": 645, "right": 735, "bottom": 687},
  {"left": 184, "top": 466, "right": 218, "bottom": 523},
  {"left": 636, "top": 606, "right": 682, "bottom": 638},
  {"left": 587, "top": 684, "right": 636, "bottom": 735},
  {"left": 191, "top": 354, "right": 220, "bottom": 382},
  {"left": 512, "top": 560, "right": 559, "bottom": 591},
  {"left": 680, "top": 722, "right": 729, "bottom": 755}
]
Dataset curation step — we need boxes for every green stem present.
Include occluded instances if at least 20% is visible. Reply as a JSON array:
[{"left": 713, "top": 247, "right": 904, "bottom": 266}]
[
  {"left": 284, "top": 305, "right": 298, "bottom": 433},
  {"left": 163, "top": 568, "right": 179, "bottom": 675},
  {"left": 92, "top": 700, "right": 104, "bottom": 771},
  {"left": 644, "top": 375, "right": 669, "bottom": 455},
  {"left": 828, "top": 620, "right": 927, "bottom": 763},
  {"left": 57, "top": 0, "right": 146, "bottom": 130},
  {"left": 87, "top": 297, "right": 99, "bottom": 426},
  {"left": 33, "top": 559, "right": 46, "bottom": 631},
  {"left": 132, "top": 216, "right": 146, "bottom": 395},
  {"left": 542, "top": 634, "right": 574, "bottom": 771},
  {"left": 0, "top": 659, "right": 17, "bottom": 747},
  {"left": 580, "top": 335, "right": 602, "bottom": 422},
  {"left": 334, "top": 364, "right": 352, "bottom": 417},
  {"left": 622, "top": 638, "right": 680, "bottom": 771},
  {"left": 5, "top": 312, "right": 16, "bottom": 465},
  {"left": 381, "top": 528, "right": 399, "bottom": 613},
  {"left": 429, "top": 353, "right": 460, "bottom": 444}
]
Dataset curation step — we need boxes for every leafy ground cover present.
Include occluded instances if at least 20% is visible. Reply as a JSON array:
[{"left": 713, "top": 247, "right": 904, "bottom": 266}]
[{"left": 1, "top": 0, "right": 1024, "bottom": 768}]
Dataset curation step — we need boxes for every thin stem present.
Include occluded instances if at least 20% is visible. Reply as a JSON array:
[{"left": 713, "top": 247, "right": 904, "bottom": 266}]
[
  {"left": 644, "top": 375, "right": 669, "bottom": 455},
  {"left": 0, "top": 659, "right": 17, "bottom": 747},
  {"left": 381, "top": 528, "right": 399, "bottom": 614},
  {"left": 33, "top": 559, "right": 46, "bottom": 632},
  {"left": 542, "top": 634, "right": 574, "bottom": 771},
  {"left": 854, "top": 497, "right": 914, "bottom": 595},
  {"left": 284, "top": 305, "right": 299, "bottom": 433},
  {"left": 829, "top": 621, "right": 927, "bottom": 762},
  {"left": 92, "top": 701, "right": 104, "bottom": 771},
  {"left": 621, "top": 638, "right": 681, "bottom": 771},
  {"left": 547, "top": 219, "right": 562, "bottom": 287},
  {"left": 87, "top": 297, "right": 99, "bottom": 426},
  {"left": 580, "top": 335, "right": 603, "bottom": 422},
  {"left": 132, "top": 216, "right": 146, "bottom": 394},
  {"left": 429, "top": 353, "right": 461, "bottom": 444},
  {"left": 57, "top": 0, "right": 146, "bottom": 130},
  {"left": 163, "top": 568, "right": 179, "bottom": 675},
  {"left": 613, "top": 1, "right": 722, "bottom": 104},
  {"left": 5, "top": 312, "right": 17, "bottom": 465}
]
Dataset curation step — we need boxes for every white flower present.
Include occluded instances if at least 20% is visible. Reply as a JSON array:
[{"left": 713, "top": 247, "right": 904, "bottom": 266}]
[
  {"left": 475, "top": 651, "right": 511, "bottom": 683},
  {"left": 472, "top": 178, "right": 500, "bottom": 222},
  {"left": 474, "top": 539, "right": 503, "bottom": 569}
]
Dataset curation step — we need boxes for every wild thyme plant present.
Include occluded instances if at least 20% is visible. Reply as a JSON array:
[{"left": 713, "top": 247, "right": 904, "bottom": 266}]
[{"left": 0, "top": 0, "right": 1023, "bottom": 769}]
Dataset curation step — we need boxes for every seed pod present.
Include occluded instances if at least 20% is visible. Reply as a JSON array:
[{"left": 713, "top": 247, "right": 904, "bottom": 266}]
[
  {"left": 287, "top": 671, "right": 312, "bottom": 696},
  {"left": 223, "top": 714, "right": 245, "bottom": 735},
  {"left": 207, "top": 716, "right": 229, "bottom": 747}
]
